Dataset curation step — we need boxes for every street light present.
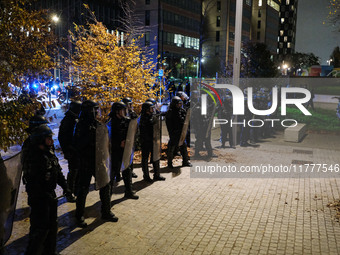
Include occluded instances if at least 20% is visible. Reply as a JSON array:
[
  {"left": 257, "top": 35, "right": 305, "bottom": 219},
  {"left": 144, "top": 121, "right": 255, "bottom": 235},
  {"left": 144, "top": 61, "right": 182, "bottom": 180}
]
[{"left": 52, "top": 15, "right": 59, "bottom": 23}]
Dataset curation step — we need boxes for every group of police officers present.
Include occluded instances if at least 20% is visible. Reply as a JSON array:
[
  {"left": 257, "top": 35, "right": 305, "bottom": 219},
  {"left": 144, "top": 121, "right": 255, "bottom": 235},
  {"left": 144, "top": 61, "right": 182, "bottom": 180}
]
[{"left": 22, "top": 93, "right": 195, "bottom": 255}]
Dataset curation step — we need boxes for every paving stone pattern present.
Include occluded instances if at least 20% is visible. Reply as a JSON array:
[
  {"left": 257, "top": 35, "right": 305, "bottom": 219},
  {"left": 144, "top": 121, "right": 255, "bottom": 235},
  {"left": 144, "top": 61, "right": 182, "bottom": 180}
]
[{"left": 4, "top": 132, "right": 340, "bottom": 255}]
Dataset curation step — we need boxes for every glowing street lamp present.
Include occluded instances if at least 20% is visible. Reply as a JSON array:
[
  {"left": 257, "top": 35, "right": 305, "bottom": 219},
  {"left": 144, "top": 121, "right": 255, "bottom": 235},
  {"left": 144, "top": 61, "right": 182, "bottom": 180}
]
[{"left": 51, "top": 15, "right": 59, "bottom": 23}]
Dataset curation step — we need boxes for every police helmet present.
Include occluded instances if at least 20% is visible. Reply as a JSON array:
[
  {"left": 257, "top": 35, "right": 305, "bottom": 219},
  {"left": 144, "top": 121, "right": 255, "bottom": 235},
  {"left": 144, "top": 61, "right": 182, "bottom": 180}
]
[
  {"left": 81, "top": 100, "right": 99, "bottom": 112},
  {"left": 122, "top": 97, "right": 132, "bottom": 105},
  {"left": 142, "top": 101, "right": 154, "bottom": 113},
  {"left": 171, "top": 96, "right": 182, "bottom": 104},
  {"left": 30, "top": 124, "right": 53, "bottom": 145},
  {"left": 27, "top": 115, "right": 49, "bottom": 134},
  {"left": 111, "top": 101, "right": 127, "bottom": 112},
  {"left": 69, "top": 100, "right": 82, "bottom": 115},
  {"left": 146, "top": 98, "right": 157, "bottom": 105}
]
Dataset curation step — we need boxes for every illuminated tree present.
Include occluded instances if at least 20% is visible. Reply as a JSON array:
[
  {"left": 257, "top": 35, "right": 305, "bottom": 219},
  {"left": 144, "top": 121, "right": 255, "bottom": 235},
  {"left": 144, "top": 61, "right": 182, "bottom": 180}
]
[
  {"left": 0, "top": 0, "right": 56, "bottom": 151},
  {"left": 69, "top": 6, "right": 158, "bottom": 117}
]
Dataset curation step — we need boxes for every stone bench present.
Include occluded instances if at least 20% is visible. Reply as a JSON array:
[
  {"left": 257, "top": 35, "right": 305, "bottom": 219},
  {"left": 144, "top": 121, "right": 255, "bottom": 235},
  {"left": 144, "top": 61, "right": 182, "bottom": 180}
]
[{"left": 284, "top": 123, "right": 307, "bottom": 143}]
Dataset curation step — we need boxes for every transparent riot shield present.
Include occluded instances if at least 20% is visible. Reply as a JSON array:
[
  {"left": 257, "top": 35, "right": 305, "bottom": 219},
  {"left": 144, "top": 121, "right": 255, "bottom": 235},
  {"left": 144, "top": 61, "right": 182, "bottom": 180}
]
[
  {"left": 0, "top": 153, "right": 22, "bottom": 246},
  {"left": 178, "top": 108, "right": 191, "bottom": 147},
  {"left": 95, "top": 123, "right": 111, "bottom": 190},
  {"left": 205, "top": 105, "right": 216, "bottom": 139},
  {"left": 120, "top": 118, "right": 138, "bottom": 171},
  {"left": 153, "top": 115, "right": 161, "bottom": 162}
]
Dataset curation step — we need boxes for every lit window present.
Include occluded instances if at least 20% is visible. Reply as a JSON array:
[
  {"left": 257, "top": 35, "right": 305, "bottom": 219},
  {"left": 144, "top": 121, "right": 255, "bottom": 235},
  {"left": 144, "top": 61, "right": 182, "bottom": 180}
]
[
  {"left": 281, "top": 18, "right": 285, "bottom": 24},
  {"left": 280, "top": 30, "right": 284, "bottom": 36},
  {"left": 287, "top": 42, "right": 291, "bottom": 48},
  {"left": 284, "top": 36, "right": 287, "bottom": 42},
  {"left": 286, "top": 0, "right": 290, "bottom": 5},
  {"left": 216, "top": 16, "right": 221, "bottom": 27},
  {"left": 258, "top": 0, "right": 262, "bottom": 6}
]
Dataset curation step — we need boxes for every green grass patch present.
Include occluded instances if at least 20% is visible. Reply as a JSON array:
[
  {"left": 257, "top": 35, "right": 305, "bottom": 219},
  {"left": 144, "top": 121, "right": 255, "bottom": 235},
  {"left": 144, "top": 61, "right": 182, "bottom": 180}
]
[
  {"left": 282, "top": 107, "right": 340, "bottom": 133},
  {"left": 313, "top": 86, "right": 340, "bottom": 96}
]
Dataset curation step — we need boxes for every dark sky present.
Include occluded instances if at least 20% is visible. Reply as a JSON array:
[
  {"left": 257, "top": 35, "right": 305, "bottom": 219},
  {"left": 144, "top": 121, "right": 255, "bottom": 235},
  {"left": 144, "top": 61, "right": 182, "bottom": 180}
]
[{"left": 295, "top": 0, "right": 340, "bottom": 65}]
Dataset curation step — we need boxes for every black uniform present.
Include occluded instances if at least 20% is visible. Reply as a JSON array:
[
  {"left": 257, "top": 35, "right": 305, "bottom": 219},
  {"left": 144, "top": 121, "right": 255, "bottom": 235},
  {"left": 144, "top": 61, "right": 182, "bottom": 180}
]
[
  {"left": 165, "top": 97, "right": 191, "bottom": 168},
  {"left": 58, "top": 104, "right": 81, "bottom": 194},
  {"left": 23, "top": 125, "right": 68, "bottom": 255},
  {"left": 217, "top": 96, "right": 234, "bottom": 148},
  {"left": 191, "top": 101, "right": 214, "bottom": 157},
  {"left": 139, "top": 102, "right": 165, "bottom": 182},
  {"left": 109, "top": 102, "right": 138, "bottom": 199},
  {"left": 73, "top": 100, "right": 117, "bottom": 227}
]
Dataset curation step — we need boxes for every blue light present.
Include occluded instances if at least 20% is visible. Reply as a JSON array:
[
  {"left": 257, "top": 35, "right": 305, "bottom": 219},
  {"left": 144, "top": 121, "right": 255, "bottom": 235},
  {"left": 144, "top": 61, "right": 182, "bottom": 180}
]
[{"left": 53, "top": 85, "right": 58, "bottom": 89}]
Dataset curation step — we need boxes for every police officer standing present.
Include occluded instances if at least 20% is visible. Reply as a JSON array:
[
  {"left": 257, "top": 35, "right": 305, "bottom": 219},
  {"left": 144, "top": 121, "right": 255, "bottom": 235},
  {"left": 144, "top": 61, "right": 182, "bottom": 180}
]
[
  {"left": 23, "top": 124, "right": 72, "bottom": 255},
  {"left": 109, "top": 102, "right": 139, "bottom": 199},
  {"left": 73, "top": 100, "right": 118, "bottom": 228},
  {"left": 166, "top": 96, "right": 192, "bottom": 168},
  {"left": 140, "top": 101, "right": 166, "bottom": 182},
  {"left": 58, "top": 101, "right": 82, "bottom": 199}
]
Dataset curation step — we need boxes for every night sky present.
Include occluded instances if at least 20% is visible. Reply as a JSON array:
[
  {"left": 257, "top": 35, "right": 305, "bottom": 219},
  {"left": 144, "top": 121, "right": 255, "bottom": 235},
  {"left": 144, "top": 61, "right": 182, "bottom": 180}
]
[{"left": 295, "top": 0, "right": 340, "bottom": 65}]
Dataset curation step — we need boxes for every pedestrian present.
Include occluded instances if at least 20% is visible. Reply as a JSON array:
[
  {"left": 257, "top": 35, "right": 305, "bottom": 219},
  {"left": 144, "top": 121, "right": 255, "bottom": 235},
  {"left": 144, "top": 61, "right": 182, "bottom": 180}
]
[
  {"left": 58, "top": 100, "right": 82, "bottom": 200},
  {"left": 109, "top": 102, "right": 139, "bottom": 199},
  {"left": 23, "top": 124, "right": 72, "bottom": 255},
  {"left": 140, "top": 101, "right": 166, "bottom": 182},
  {"left": 73, "top": 100, "right": 118, "bottom": 228},
  {"left": 165, "top": 96, "right": 192, "bottom": 168}
]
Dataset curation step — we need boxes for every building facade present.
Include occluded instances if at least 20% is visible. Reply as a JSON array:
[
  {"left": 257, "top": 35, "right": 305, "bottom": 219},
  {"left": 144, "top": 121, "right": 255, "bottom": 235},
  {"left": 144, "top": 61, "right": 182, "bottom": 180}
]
[
  {"left": 135, "top": 0, "right": 201, "bottom": 79},
  {"left": 202, "top": 0, "right": 252, "bottom": 77},
  {"left": 277, "top": 0, "right": 298, "bottom": 60},
  {"left": 251, "top": 0, "right": 280, "bottom": 54}
]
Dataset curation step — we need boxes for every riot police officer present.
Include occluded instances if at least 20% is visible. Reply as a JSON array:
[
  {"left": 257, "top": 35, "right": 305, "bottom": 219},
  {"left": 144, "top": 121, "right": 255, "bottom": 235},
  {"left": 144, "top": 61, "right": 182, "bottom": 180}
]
[
  {"left": 121, "top": 97, "right": 138, "bottom": 178},
  {"left": 218, "top": 95, "right": 234, "bottom": 148},
  {"left": 109, "top": 102, "right": 139, "bottom": 199},
  {"left": 140, "top": 101, "right": 165, "bottom": 182},
  {"left": 73, "top": 100, "right": 118, "bottom": 228},
  {"left": 58, "top": 100, "right": 82, "bottom": 198},
  {"left": 166, "top": 96, "right": 192, "bottom": 168},
  {"left": 23, "top": 124, "right": 71, "bottom": 255}
]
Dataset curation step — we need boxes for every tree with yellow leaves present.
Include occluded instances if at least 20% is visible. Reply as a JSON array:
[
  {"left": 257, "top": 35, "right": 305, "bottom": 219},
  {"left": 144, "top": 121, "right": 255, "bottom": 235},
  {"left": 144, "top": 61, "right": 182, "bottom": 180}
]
[
  {"left": 327, "top": 0, "right": 340, "bottom": 31},
  {"left": 0, "top": 0, "right": 57, "bottom": 151},
  {"left": 69, "top": 8, "right": 158, "bottom": 117}
]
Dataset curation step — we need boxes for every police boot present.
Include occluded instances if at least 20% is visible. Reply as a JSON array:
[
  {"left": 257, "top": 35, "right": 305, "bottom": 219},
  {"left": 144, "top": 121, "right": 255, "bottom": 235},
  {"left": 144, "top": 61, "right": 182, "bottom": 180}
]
[
  {"left": 75, "top": 188, "right": 88, "bottom": 228},
  {"left": 100, "top": 184, "right": 118, "bottom": 222},
  {"left": 180, "top": 145, "right": 192, "bottom": 167},
  {"left": 25, "top": 228, "right": 48, "bottom": 255},
  {"left": 153, "top": 160, "right": 165, "bottom": 181},
  {"left": 122, "top": 169, "right": 139, "bottom": 200},
  {"left": 167, "top": 145, "right": 175, "bottom": 168},
  {"left": 142, "top": 156, "right": 153, "bottom": 183}
]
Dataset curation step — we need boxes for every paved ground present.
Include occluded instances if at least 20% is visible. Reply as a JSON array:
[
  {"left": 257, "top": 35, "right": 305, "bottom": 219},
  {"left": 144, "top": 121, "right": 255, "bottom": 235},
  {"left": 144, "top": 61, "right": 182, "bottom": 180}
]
[{"left": 4, "top": 123, "right": 340, "bottom": 254}]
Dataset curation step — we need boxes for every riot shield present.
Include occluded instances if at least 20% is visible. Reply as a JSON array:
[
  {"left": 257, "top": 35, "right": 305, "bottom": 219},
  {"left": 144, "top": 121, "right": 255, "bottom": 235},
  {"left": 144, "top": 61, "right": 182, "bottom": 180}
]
[
  {"left": 205, "top": 105, "right": 216, "bottom": 139},
  {"left": 153, "top": 115, "right": 161, "bottom": 162},
  {"left": 120, "top": 118, "right": 138, "bottom": 171},
  {"left": 178, "top": 108, "right": 191, "bottom": 147},
  {"left": 0, "top": 153, "right": 22, "bottom": 246},
  {"left": 95, "top": 123, "right": 111, "bottom": 190}
]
